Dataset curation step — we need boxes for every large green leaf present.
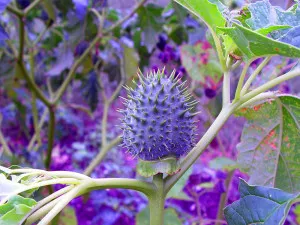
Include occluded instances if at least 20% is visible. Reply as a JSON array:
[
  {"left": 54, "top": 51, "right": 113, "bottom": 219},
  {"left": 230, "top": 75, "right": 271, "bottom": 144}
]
[
  {"left": 136, "top": 207, "right": 182, "bottom": 225},
  {"left": 236, "top": 95, "right": 300, "bottom": 193},
  {"left": 245, "top": 0, "right": 300, "bottom": 38},
  {"left": 173, "top": 0, "right": 226, "bottom": 31},
  {"left": 0, "top": 195, "right": 36, "bottom": 225},
  {"left": 218, "top": 24, "right": 300, "bottom": 61},
  {"left": 224, "top": 179, "right": 299, "bottom": 225}
]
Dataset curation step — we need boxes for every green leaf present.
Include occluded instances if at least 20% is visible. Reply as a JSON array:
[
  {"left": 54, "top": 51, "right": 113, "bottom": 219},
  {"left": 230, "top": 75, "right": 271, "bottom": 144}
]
[
  {"left": 218, "top": 23, "right": 300, "bottom": 61},
  {"left": 58, "top": 207, "right": 78, "bottom": 225},
  {"left": 209, "top": 157, "right": 237, "bottom": 171},
  {"left": 236, "top": 95, "right": 300, "bottom": 193},
  {"left": 136, "top": 207, "right": 182, "bottom": 225},
  {"left": 137, "top": 4, "right": 164, "bottom": 52},
  {"left": 173, "top": 0, "right": 226, "bottom": 31},
  {"left": 224, "top": 179, "right": 299, "bottom": 225},
  {"left": 0, "top": 195, "right": 36, "bottom": 225},
  {"left": 180, "top": 42, "right": 222, "bottom": 82},
  {"left": 137, "top": 157, "right": 181, "bottom": 177},
  {"left": 257, "top": 25, "right": 291, "bottom": 36},
  {"left": 295, "top": 204, "right": 300, "bottom": 224},
  {"left": 123, "top": 43, "right": 140, "bottom": 81},
  {"left": 167, "top": 168, "right": 192, "bottom": 200},
  {"left": 245, "top": 0, "right": 300, "bottom": 38}
]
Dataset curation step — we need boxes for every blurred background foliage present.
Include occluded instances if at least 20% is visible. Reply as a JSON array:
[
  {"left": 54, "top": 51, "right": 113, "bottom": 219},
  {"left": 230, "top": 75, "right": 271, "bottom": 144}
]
[{"left": 0, "top": 0, "right": 299, "bottom": 224}]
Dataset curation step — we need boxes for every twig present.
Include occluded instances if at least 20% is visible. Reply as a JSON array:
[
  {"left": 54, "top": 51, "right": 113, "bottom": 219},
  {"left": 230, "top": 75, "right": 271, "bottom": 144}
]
[
  {"left": 45, "top": 107, "right": 56, "bottom": 169},
  {"left": 24, "top": 0, "right": 44, "bottom": 15},
  {"left": 234, "top": 60, "right": 252, "bottom": 100},
  {"left": 216, "top": 170, "right": 235, "bottom": 225},
  {"left": 0, "top": 114, "right": 13, "bottom": 156},
  {"left": 84, "top": 136, "right": 122, "bottom": 176},
  {"left": 240, "top": 56, "right": 271, "bottom": 96},
  {"left": 52, "top": 0, "right": 147, "bottom": 105},
  {"left": 6, "top": 5, "right": 24, "bottom": 17}
]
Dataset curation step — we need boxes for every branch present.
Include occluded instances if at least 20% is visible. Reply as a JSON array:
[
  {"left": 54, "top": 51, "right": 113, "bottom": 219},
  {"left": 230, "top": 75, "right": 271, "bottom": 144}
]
[
  {"left": 6, "top": 5, "right": 24, "bottom": 17},
  {"left": 240, "top": 56, "right": 272, "bottom": 96},
  {"left": 84, "top": 136, "right": 122, "bottom": 176},
  {"left": 45, "top": 107, "right": 56, "bottom": 169},
  {"left": 52, "top": 0, "right": 147, "bottom": 105},
  {"left": 164, "top": 104, "right": 237, "bottom": 193},
  {"left": 0, "top": 114, "right": 13, "bottom": 156},
  {"left": 234, "top": 60, "right": 252, "bottom": 100},
  {"left": 24, "top": 0, "right": 44, "bottom": 15},
  {"left": 240, "top": 68, "right": 300, "bottom": 104}
]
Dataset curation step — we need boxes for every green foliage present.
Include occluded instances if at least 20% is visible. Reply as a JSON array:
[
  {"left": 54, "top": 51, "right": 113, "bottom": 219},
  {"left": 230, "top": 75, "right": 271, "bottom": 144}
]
[
  {"left": 136, "top": 207, "right": 182, "bottom": 225},
  {"left": 218, "top": 24, "right": 300, "bottom": 61},
  {"left": 180, "top": 42, "right": 222, "bottom": 81},
  {"left": 167, "top": 168, "right": 192, "bottom": 200},
  {"left": 224, "top": 179, "right": 299, "bottom": 225},
  {"left": 0, "top": 195, "right": 36, "bottom": 225},
  {"left": 58, "top": 207, "right": 78, "bottom": 225},
  {"left": 137, "top": 4, "right": 164, "bottom": 52},
  {"left": 236, "top": 95, "right": 300, "bottom": 193},
  {"left": 209, "top": 157, "right": 237, "bottom": 171},
  {"left": 173, "top": 0, "right": 226, "bottom": 32}
]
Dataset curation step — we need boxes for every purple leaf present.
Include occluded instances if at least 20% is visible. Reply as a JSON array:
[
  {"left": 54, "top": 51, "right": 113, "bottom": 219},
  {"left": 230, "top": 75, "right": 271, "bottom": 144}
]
[
  {"left": 279, "top": 25, "right": 300, "bottom": 48},
  {"left": 0, "top": 0, "right": 12, "bottom": 13},
  {"left": 47, "top": 47, "right": 74, "bottom": 76},
  {"left": 72, "top": 0, "right": 88, "bottom": 20}
]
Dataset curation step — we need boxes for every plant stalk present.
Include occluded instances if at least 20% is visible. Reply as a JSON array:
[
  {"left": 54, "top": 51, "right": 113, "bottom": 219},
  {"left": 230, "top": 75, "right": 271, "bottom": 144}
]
[
  {"left": 149, "top": 173, "right": 165, "bottom": 225},
  {"left": 45, "top": 106, "right": 56, "bottom": 169}
]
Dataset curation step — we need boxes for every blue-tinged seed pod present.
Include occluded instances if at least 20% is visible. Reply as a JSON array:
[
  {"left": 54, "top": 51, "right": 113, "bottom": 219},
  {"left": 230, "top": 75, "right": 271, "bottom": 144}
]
[{"left": 121, "top": 69, "right": 198, "bottom": 161}]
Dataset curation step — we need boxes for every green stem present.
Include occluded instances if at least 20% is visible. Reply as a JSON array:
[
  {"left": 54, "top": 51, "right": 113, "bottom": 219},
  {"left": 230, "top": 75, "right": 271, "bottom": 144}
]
[
  {"left": 211, "top": 30, "right": 226, "bottom": 72},
  {"left": 24, "top": 0, "right": 44, "bottom": 15},
  {"left": 216, "top": 170, "right": 235, "bottom": 225},
  {"left": 234, "top": 60, "right": 252, "bottom": 100},
  {"left": 84, "top": 136, "right": 122, "bottom": 176},
  {"left": 149, "top": 174, "right": 165, "bottom": 225},
  {"left": 18, "top": 17, "right": 25, "bottom": 61},
  {"left": 240, "top": 68, "right": 300, "bottom": 104},
  {"left": 6, "top": 5, "right": 24, "bottom": 17},
  {"left": 29, "top": 49, "right": 41, "bottom": 147},
  {"left": 240, "top": 56, "right": 272, "bottom": 96},
  {"left": 45, "top": 106, "right": 56, "bottom": 169},
  {"left": 164, "top": 104, "right": 237, "bottom": 193}
]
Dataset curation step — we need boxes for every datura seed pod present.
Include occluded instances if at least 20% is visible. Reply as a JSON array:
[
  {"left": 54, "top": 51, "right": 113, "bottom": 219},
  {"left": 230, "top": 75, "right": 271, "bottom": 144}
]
[{"left": 120, "top": 69, "right": 198, "bottom": 176}]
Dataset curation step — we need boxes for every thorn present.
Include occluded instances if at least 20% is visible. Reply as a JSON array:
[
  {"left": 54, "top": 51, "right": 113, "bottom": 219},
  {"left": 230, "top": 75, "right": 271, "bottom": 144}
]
[
  {"left": 179, "top": 108, "right": 190, "bottom": 117},
  {"left": 163, "top": 143, "right": 170, "bottom": 152},
  {"left": 169, "top": 69, "right": 176, "bottom": 80},
  {"left": 153, "top": 105, "right": 159, "bottom": 113},
  {"left": 160, "top": 120, "right": 167, "bottom": 126}
]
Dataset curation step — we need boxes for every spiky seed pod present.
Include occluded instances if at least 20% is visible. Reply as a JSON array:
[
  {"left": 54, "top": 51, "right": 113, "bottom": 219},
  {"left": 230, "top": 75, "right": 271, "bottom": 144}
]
[{"left": 121, "top": 70, "right": 198, "bottom": 161}]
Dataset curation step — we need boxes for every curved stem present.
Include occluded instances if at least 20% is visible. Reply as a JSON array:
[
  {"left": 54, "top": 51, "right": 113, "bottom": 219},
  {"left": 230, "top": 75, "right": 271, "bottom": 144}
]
[
  {"left": 84, "top": 136, "right": 122, "bottom": 176},
  {"left": 23, "top": 186, "right": 73, "bottom": 225},
  {"left": 164, "top": 104, "right": 237, "bottom": 193},
  {"left": 234, "top": 60, "right": 252, "bottom": 100},
  {"left": 240, "top": 56, "right": 272, "bottom": 96},
  {"left": 24, "top": 0, "right": 44, "bottom": 15},
  {"left": 89, "top": 178, "right": 156, "bottom": 196},
  {"left": 240, "top": 68, "right": 300, "bottom": 104}
]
